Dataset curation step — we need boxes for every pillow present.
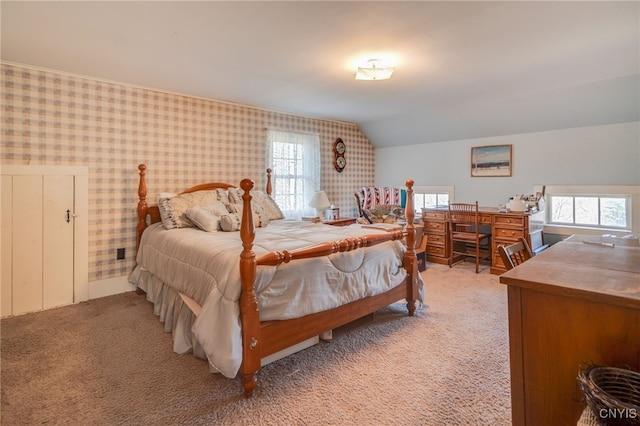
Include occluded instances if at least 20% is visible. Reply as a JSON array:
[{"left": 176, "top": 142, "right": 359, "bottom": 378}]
[
  {"left": 157, "top": 190, "right": 219, "bottom": 229},
  {"left": 186, "top": 207, "right": 220, "bottom": 232},
  {"left": 227, "top": 188, "right": 243, "bottom": 205},
  {"left": 220, "top": 213, "right": 241, "bottom": 232},
  {"left": 206, "top": 200, "right": 230, "bottom": 216},
  {"left": 215, "top": 189, "right": 230, "bottom": 205},
  {"left": 363, "top": 204, "right": 405, "bottom": 224},
  {"left": 228, "top": 189, "right": 285, "bottom": 221},
  {"left": 231, "top": 203, "right": 270, "bottom": 228}
]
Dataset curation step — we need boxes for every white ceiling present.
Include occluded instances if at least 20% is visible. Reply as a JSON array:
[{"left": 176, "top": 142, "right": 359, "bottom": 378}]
[{"left": 2, "top": 1, "right": 639, "bottom": 148}]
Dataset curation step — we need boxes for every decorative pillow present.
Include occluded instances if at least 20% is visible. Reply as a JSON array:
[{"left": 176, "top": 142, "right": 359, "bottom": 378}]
[
  {"left": 231, "top": 203, "right": 270, "bottom": 228},
  {"left": 185, "top": 201, "right": 228, "bottom": 232},
  {"left": 228, "top": 189, "right": 285, "bottom": 221},
  {"left": 215, "top": 189, "right": 230, "bottom": 205},
  {"left": 253, "top": 191, "right": 285, "bottom": 220},
  {"left": 157, "top": 190, "right": 219, "bottom": 229},
  {"left": 227, "top": 188, "right": 243, "bottom": 205},
  {"left": 363, "top": 204, "right": 405, "bottom": 224},
  {"left": 220, "top": 213, "right": 242, "bottom": 232}
]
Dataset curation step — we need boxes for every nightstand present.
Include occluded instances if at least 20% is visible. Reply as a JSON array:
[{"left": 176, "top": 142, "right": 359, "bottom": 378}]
[{"left": 324, "top": 217, "right": 357, "bottom": 227}]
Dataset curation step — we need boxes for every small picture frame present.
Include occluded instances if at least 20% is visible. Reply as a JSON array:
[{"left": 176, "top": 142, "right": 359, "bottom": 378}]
[
  {"left": 325, "top": 207, "right": 340, "bottom": 221},
  {"left": 471, "top": 144, "right": 512, "bottom": 177}
]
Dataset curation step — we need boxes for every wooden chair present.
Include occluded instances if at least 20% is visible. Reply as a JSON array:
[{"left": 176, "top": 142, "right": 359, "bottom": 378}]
[
  {"left": 448, "top": 202, "right": 491, "bottom": 273},
  {"left": 498, "top": 237, "right": 534, "bottom": 270}
]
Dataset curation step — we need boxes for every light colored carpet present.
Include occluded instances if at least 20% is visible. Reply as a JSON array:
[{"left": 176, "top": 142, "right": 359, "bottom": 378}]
[{"left": 0, "top": 263, "right": 511, "bottom": 425}]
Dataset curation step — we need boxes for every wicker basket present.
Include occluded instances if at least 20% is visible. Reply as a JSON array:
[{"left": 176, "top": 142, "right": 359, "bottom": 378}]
[{"left": 578, "top": 365, "right": 640, "bottom": 426}]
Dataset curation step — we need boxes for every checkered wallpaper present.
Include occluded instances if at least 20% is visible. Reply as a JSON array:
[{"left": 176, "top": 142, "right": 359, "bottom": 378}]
[{"left": 1, "top": 63, "right": 375, "bottom": 282}]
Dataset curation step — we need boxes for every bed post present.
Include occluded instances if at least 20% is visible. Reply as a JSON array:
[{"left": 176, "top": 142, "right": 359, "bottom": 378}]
[
  {"left": 136, "top": 164, "right": 148, "bottom": 252},
  {"left": 239, "top": 178, "right": 261, "bottom": 398},
  {"left": 265, "top": 168, "right": 272, "bottom": 196},
  {"left": 404, "top": 179, "right": 419, "bottom": 316}
]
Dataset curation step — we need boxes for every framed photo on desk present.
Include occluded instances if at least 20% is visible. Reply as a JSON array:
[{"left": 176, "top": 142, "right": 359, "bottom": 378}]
[{"left": 471, "top": 144, "right": 512, "bottom": 177}]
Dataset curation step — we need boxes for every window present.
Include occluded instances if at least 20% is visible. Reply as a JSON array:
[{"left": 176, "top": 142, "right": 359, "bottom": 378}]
[
  {"left": 412, "top": 186, "right": 454, "bottom": 211},
  {"left": 266, "top": 130, "right": 320, "bottom": 219},
  {"left": 548, "top": 194, "right": 630, "bottom": 230},
  {"left": 542, "top": 185, "right": 640, "bottom": 235}
]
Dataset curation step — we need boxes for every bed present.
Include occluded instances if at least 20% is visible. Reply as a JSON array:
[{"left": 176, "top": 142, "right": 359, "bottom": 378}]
[{"left": 131, "top": 164, "right": 422, "bottom": 397}]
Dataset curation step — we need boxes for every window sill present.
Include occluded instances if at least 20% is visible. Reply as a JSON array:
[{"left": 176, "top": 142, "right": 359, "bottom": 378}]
[{"left": 543, "top": 224, "right": 632, "bottom": 237}]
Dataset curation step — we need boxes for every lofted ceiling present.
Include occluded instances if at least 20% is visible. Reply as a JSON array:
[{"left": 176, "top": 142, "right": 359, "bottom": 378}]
[{"left": 2, "top": 1, "right": 639, "bottom": 148}]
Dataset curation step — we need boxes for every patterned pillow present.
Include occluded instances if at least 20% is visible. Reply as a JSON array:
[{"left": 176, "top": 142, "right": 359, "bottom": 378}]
[
  {"left": 363, "top": 204, "right": 405, "bottom": 224},
  {"left": 253, "top": 191, "right": 285, "bottom": 220},
  {"left": 215, "top": 189, "right": 231, "bottom": 205},
  {"left": 227, "top": 188, "right": 243, "bottom": 204},
  {"left": 157, "top": 190, "right": 219, "bottom": 229},
  {"left": 228, "top": 189, "right": 285, "bottom": 221},
  {"left": 230, "top": 203, "right": 270, "bottom": 228}
]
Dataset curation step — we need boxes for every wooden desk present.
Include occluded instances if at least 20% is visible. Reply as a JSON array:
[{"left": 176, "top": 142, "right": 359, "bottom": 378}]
[
  {"left": 421, "top": 207, "right": 531, "bottom": 274},
  {"left": 499, "top": 235, "right": 640, "bottom": 426}
]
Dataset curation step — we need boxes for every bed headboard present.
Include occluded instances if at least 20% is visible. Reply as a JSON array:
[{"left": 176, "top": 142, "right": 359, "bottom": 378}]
[{"left": 136, "top": 164, "right": 272, "bottom": 250}]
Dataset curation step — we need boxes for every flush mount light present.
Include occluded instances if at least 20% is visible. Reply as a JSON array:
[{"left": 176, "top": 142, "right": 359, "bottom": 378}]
[{"left": 355, "top": 59, "right": 395, "bottom": 81}]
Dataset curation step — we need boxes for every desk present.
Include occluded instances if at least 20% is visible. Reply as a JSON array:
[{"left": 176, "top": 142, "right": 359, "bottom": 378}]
[
  {"left": 421, "top": 207, "right": 531, "bottom": 274},
  {"left": 499, "top": 235, "right": 640, "bottom": 426}
]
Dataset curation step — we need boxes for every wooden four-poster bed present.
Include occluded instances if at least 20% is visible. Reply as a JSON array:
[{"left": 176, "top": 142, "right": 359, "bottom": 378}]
[{"left": 133, "top": 164, "right": 421, "bottom": 397}]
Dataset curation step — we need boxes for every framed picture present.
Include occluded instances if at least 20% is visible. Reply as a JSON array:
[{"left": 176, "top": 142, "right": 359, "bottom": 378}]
[{"left": 471, "top": 144, "right": 512, "bottom": 177}]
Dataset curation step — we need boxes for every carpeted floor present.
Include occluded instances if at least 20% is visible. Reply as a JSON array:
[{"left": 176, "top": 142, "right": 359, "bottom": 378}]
[{"left": 0, "top": 263, "right": 511, "bottom": 425}]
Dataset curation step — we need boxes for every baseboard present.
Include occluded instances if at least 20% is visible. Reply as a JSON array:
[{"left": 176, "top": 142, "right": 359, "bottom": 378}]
[{"left": 88, "top": 276, "right": 136, "bottom": 300}]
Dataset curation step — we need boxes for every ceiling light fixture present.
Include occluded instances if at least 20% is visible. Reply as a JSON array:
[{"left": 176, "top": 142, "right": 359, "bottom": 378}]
[{"left": 355, "top": 59, "right": 395, "bottom": 81}]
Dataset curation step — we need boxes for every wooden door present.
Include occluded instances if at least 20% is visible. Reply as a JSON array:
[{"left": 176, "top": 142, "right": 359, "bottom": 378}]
[
  {"left": 43, "top": 175, "right": 74, "bottom": 309},
  {"left": 1, "top": 174, "right": 75, "bottom": 316}
]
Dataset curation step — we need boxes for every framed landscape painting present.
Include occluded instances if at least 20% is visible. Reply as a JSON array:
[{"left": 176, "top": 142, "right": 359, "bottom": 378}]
[{"left": 471, "top": 144, "right": 512, "bottom": 177}]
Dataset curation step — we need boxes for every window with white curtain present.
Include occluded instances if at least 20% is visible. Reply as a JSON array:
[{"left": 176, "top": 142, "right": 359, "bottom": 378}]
[{"left": 266, "top": 130, "right": 321, "bottom": 219}]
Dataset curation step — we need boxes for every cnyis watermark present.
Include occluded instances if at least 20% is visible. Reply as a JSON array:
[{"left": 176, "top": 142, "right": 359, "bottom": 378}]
[{"left": 598, "top": 408, "right": 638, "bottom": 420}]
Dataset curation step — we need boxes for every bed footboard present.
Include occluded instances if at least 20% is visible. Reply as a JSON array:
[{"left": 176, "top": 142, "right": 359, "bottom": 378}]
[{"left": 238, "top": 178, "right": 418, "bottom": 398}]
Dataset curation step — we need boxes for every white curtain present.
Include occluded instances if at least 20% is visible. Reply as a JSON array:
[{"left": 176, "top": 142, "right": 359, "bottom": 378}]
[{"left": 266, "top": 129, "right": 321, "bottom": 220}]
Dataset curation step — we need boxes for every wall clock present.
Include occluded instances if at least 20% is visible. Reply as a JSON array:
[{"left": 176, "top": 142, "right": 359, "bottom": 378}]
[{"left": 333, "top": 138, "right": 346, "bottom": 173}]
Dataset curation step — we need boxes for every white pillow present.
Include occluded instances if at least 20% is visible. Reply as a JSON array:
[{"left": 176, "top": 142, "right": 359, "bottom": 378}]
[
  {"left": 220, "top": 213, "right": 241, "bottom": 232},
  {"left": 186, "top": 207, "right": 221, "bottom": 232},
  {"left": 206, "top": 200, "right": 229, "bottom": 216}
]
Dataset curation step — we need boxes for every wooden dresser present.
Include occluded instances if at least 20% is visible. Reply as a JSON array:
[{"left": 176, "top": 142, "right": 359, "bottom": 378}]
[{"left": 421, "top": 207, "right": 531, "bottom": 275}]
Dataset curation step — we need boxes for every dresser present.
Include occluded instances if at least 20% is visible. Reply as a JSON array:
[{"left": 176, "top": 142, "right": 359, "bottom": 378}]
[{"left": 421, "top": 207, "right": 531, "bottom": 275}]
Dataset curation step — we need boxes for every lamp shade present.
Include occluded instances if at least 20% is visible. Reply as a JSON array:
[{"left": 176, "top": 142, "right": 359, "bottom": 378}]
[{"left": 309, "top": 191, "right": 331, "bottom": 210}]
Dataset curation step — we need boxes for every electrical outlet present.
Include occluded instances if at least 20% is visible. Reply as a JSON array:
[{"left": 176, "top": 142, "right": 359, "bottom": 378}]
[{"left": 117, "top": 248, "right": 125, "bottom": 260}]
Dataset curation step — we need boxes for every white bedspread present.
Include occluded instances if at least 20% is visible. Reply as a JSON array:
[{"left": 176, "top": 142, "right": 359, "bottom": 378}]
[{"left": 132, "top": 220, "right": 420, "bottom": 378}]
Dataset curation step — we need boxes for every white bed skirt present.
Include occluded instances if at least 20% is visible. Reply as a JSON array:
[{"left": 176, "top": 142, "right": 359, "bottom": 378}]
[
  {"left": 130, "top": 266, "right": 215, "bottom": 370},
  {"left": 129, "top": 265, "right": 321, "bottom": 373}
]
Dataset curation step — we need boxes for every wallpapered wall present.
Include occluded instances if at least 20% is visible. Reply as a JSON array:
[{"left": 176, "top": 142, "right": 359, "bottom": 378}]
[{"left": 1, "top": 63, "right": 375, "bottom": 282}]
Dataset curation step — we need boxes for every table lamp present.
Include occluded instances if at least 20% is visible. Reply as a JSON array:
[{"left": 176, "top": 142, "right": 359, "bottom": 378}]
[{"left": 309, "top": 191, "right": 331, "bottom": 219}]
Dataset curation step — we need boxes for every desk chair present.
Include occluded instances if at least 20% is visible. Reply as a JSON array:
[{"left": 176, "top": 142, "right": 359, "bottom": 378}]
[
  {"left": 498, "top": 237, "right": 534, "bottom": 270},
  {"left": 448, "top": 202, "right": 491, "bottom": 273}
]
